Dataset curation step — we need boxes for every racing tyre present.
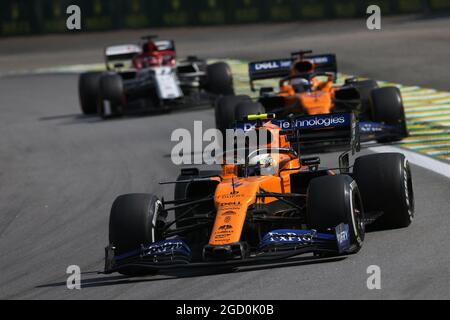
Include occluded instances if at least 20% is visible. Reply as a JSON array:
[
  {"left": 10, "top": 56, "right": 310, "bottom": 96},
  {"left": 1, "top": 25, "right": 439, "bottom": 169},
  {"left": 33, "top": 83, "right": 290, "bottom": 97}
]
[
  {"left": 353, "top": 153, "right": 414, "bottom": 230},
  {"left": 78, "top": 72, "right": 102, "bottom": 115},
  {"left": 99, "top": 73, "right": 124, "bottom": 119},
  {"left": 215, "top": 95, "right": 252, "bottom": 135},
  {"left": 109, "top": 193, "right": 166, "bottom": 276},
  {"left": 307, "top": 175, "right": 365, "bottom": 254},
  {"left": 206, "top": 62, "right": 235, "bottom": 96},
  {"left": 370, "top": 86, "right": 408, "bottom": 142},
  {"left": 234, "top": 101, "right": 266, "bottom": 123}
]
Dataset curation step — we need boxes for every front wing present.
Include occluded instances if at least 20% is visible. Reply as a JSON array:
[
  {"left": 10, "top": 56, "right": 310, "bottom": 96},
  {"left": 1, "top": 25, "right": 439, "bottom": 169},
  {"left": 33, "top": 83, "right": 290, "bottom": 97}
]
[
  {"left": 359, "top": 121, "right": 408, "bottom": 142},
  {"left": 104, "top": 224, "right": 351, "bottom": 274}
]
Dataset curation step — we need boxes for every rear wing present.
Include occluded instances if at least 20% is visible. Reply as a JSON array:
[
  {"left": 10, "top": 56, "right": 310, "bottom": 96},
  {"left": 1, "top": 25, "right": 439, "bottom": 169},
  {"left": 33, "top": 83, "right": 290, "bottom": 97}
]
[
  {"left": 236, "top": 112, "right": 359, "bottom": 153},
  {"left": 248, "top": 53, "right": 337, "bottom": 91},
  {"left": 104, "top": 44, "right": 142, "bottom": 70},
  {"left": 306, "top": 54, "right": 337, "bottom": 76},
  {"left": 154, "top": 40, "right": 176, "bottom": 52}
]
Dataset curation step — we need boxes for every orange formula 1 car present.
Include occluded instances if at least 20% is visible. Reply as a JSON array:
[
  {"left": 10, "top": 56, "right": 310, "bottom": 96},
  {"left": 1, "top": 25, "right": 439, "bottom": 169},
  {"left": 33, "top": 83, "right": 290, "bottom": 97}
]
[
  {"left": 215, "top": 50, "right": 408, "bottom": 143},
  {"left": 104, "top": 113, "right": 414, "bottom": 276}
]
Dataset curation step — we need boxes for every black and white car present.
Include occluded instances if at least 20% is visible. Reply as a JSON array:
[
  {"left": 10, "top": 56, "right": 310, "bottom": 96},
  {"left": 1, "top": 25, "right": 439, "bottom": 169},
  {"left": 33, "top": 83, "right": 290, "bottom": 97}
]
[{"left": 78, "top": 36, "right": 234, "bottom": 118}]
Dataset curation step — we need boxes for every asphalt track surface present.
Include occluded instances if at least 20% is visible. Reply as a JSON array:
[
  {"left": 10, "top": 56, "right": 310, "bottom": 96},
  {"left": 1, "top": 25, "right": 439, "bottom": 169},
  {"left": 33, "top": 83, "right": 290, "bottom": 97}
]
[{"left": 0, "top": 16, "right": 449, "bottom": 299}]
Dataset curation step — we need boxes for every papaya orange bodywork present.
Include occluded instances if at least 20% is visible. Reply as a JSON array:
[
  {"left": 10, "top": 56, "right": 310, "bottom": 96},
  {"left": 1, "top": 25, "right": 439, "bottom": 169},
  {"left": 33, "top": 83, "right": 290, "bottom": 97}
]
[
  {"left": 208, "top": 125, "right": 304, "bottom": 246},
  {"left": 278, "top": 59, "right": 338, "bottom": 115}
]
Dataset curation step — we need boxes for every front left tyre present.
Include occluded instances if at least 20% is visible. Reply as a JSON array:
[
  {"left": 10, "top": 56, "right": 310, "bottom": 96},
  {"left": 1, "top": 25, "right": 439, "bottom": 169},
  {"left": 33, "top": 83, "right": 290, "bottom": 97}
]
[{"left": 98, "top": 73, "right": 125, "bottom": 119}]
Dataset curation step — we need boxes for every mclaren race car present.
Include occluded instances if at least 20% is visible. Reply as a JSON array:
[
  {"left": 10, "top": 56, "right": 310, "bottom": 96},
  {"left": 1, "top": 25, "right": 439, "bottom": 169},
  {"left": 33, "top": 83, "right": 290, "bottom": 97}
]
[
  {"left": 215, "top": 50, "right": 408, "bottom": 143},
  {"left": 79, "top": 35, "right": 234, "bottom": 118},
  {"left": 104, "top": 113, "right": 414, "bottom": 276}
]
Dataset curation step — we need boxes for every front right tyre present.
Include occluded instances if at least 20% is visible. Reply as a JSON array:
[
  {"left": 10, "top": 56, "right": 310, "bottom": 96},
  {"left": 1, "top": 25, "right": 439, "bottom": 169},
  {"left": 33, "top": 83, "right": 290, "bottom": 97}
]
[
  {"left": 109, "top": 193, "right": 166, "bottom": 276},
  {"left": 307, "top": 175, "right": 365, "bottom": 254}
]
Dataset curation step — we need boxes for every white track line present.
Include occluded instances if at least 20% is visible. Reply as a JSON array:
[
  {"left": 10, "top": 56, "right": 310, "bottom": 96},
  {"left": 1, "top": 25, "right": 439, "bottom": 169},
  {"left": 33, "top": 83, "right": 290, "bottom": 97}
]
[{"left": 369, "top": 146, "right": 450, "bottom": 179}]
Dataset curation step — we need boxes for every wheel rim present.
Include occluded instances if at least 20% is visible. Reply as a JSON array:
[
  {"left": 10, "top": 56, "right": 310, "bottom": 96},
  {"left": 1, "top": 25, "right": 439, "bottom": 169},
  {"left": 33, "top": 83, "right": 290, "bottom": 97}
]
[
  {"left": 404, "top": 160, "right": 415, "bottom": 221},
  {"left": 350, "top": 181, "right": 365, "bottom": 244},
  {"left": 353, "top": 191, "right": 365, "bottom": 243}
]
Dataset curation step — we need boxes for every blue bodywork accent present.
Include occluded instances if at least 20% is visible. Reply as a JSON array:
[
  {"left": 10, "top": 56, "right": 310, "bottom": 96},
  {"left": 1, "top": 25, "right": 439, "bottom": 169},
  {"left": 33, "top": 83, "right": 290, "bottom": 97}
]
[
  {"left": 249, "top": 59, "right": 292, "bottom": 74},
  {"left": 237, "top": 113, "right": 351, "bottom": 132},
  {"left": 260, "top": 229, "right": 336, "bottom": 249},
  {"left": 359, "top": 121, "right": 395, "bottom": 133},
  {"left": 115, "top": 238, "right": 191, "bottom": 262},
  {"left": 334, "top": 223, "right": 351, "bottom": 253},
  {"left": 260, "top": 224, "right": 351, "bottom": 253},
  {"left": 358, "top": 121, "right": 404, "bottom": 141}
]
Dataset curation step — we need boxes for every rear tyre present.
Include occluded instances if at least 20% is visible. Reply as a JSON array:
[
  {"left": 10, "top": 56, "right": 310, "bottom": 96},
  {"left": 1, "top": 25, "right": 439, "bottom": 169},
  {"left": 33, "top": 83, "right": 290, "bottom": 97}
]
[
  {"left": 234, "top": 101, "right": 266, "bottom": 122},
  {"left": 353, "top": 153, "right": 414, "bottom": 229},
  {"left": 307, "top": 175, "right": 365, "bottom": 254},
  {"left": 78, "top": 72, "right": 102, "bottom": 115},
  {"left": 109, "top": 193, "right": 166, "bottom": 276},
  {"left": 215, "top": 95, "right": 251, "bottom": 135},
  {"left": 99, "top": 73, "right": 125, "bottom": 119},
  {"left": 206, "top": 62, "right": 235, "bottom": 96},
  {"left": 370, "top": 86, "right": 408, "bottom": 142}
]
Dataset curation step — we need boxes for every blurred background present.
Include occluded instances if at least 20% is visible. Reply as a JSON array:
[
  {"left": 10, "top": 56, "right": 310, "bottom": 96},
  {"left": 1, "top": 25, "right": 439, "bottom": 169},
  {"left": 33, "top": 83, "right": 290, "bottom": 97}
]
[{"left": 1, "top": 0, "right": 449, "bottom": 36}]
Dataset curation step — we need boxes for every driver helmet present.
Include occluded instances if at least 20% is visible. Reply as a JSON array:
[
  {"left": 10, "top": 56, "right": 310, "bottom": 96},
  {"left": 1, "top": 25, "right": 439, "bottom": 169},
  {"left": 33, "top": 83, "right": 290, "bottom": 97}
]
[
  {"left": 290, "top": 77, "right": 311, "bottom": 92},
  {"left": 248, "top": 153, "right": 277, "bottom": 176}
]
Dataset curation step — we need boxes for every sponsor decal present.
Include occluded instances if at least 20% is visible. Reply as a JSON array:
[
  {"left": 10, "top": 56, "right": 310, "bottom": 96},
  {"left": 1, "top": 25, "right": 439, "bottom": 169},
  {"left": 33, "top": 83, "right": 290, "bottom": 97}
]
[
  {"left": 279, "top": 114, "right": 348, "bottom": 130},
  {"left": 254, "top": 61, "right": 279, "bottom": 71},
  {"left": 219, "top": 201, "right": 241, "bottom": 207},
  {"left": 220, "top": 193, "right": 244, "bottom": 199},
  {"left": 224, "top": 216, "right": 231, "bottom": 223},
  {"left": 250, "top": 59, "right": 292, "bottom": 72},
  {"left": 218, "top": 224, "right": 233, "bottom": 231},
  {"left": 335, "top": 223, "right": 350, "bottom": 253},
  {"left": 264, "top": 230, "right": 315, "bottom": 244},
  {"left": 142, "top": 239, "right": 188, "bottom": 256},
  {"left": 359, "top": 122, "right": 384, "bottom": 133},
  {"left": 260, "top": 228, "right": 336, "bottom": 249},
  {"left": 312, "top": 56, "right": 329, "bottom": 64},
  {"left": 215, "top": 234, "right": 231, "bottom": 239},
  {"left": 240, "top": 114, "right": 350, "bottom": 132}
]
